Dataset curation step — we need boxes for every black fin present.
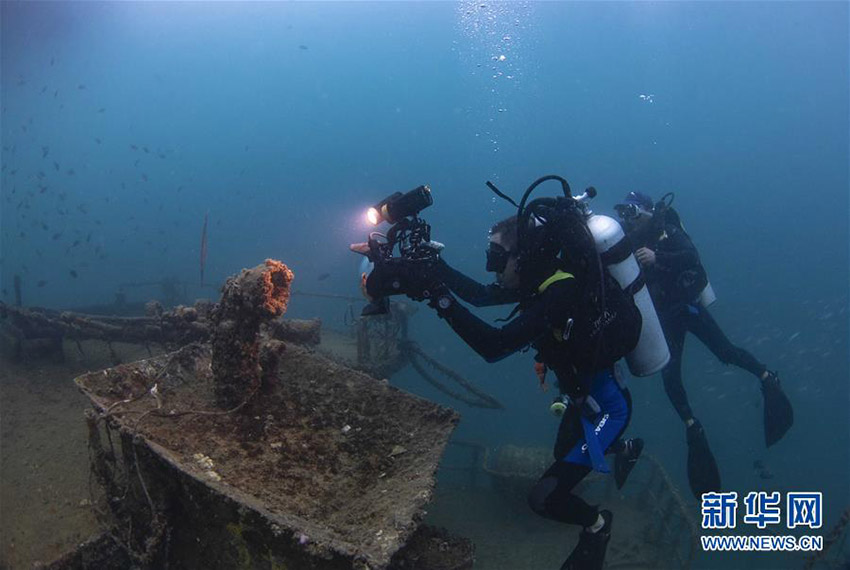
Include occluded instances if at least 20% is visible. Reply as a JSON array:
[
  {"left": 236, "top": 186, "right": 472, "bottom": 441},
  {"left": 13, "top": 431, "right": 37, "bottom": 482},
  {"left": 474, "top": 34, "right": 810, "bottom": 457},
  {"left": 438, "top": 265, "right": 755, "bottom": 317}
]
[
  {"left": 686, "top": 421, "right": 721, "bottom": 500},
  {"left": 560, "top": 510, "right": 613, "bottom": 570},
  {"left": 762, "top": 373, "right": 794, "bottom": 447},
  {"left": 614, "top": 438, "right": 644, "bottom": 490}
]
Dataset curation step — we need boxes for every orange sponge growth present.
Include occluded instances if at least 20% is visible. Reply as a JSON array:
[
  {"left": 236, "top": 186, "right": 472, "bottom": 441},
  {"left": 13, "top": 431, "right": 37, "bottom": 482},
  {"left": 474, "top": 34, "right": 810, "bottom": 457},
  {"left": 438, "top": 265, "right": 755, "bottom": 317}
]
[{"left": 260, "top": 259, "right": 294, "bottom": 317}]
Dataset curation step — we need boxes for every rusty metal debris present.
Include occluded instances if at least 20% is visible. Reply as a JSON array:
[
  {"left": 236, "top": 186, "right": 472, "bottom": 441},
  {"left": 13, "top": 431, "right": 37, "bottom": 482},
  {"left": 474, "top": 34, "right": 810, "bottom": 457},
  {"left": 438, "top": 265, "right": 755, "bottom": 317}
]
[{"left": 70, "top": 259, "right": 470, "bottom": 569}]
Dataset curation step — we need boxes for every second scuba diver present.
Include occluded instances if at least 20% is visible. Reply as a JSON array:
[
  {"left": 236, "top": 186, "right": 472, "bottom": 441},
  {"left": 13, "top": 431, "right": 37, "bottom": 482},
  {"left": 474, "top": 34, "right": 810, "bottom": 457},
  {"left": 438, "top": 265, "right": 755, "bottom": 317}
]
[
  {"left": 396, "top": 177, "right": 652, "bottom": 570},
  {"left": 615, "top": 191, "right": 794, "bottom": 500}
]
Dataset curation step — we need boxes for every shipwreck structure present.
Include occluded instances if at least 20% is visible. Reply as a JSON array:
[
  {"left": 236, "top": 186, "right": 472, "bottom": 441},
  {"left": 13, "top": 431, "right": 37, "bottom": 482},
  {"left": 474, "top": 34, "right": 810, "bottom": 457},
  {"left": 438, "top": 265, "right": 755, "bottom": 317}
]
[{"left": 61, "top": 260, "right": 474, "bottom": 569}]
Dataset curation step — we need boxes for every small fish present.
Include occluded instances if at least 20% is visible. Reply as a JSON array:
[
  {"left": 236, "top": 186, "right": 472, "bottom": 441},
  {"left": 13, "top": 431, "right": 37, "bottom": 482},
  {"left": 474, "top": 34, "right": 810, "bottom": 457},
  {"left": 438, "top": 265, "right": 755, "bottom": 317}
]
[
  {"left": 317, "top": 273, "right": 331, "bottom": 281},
  {"left": 753, "top": 459, "right": 774, "bottom": 479},
  {"left": 141, "top": 173, "right": 148, "bottom": 182},
  {"left": 98, "top": 108, "right": 105, "bottom": 113},
  {"left": 52, "top": 232, "right": 62, "bottom": 240},
  {"left": 42, "top": 146, "right": 49, "bottom": 158},
  {"left": 66, "top": 168, "right": 75, "bottom": 176},
  {"left": 78, "top": 84, "right": 86, "bottom": 90},
  {"left": 53, "top": 161, "right": 60, "bottom": 171},
  {"left": 298, "top": 44, "right": 309, "bottom": 50},
  {"left": 54, "top": 89, "right": 58, "bottom": 98},
  {"left": 50, "top": 57, "right": 55, "bottom": 66},
  {"left": 70, "top": 270, "right": 78, "bottom": 278},
  {"left": 130, "top": 144, "right": 138, "bottom": 151},
  {"left": 94, "top": 137, "right": 101, "bottom": 144},
  {"left": 37, "top": 280, "right": 47, "bottom": 287},
  {"left": 142, "top": 146, "right": 149, "bottom": 154}
]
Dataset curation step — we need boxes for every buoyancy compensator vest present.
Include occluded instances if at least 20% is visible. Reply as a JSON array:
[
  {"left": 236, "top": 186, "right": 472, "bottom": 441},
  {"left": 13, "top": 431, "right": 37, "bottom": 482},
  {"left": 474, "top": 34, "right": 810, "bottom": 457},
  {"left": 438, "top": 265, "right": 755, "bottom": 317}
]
[{"left": 487, "top": 175, "right": 669, "bottom": 378}]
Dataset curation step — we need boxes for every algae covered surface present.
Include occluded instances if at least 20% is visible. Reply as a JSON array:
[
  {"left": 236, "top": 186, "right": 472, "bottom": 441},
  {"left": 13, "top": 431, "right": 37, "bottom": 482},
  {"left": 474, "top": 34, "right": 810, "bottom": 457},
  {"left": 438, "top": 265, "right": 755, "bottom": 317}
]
[{"left": 76, "top": 341, "right": 459, "bottom": 567}]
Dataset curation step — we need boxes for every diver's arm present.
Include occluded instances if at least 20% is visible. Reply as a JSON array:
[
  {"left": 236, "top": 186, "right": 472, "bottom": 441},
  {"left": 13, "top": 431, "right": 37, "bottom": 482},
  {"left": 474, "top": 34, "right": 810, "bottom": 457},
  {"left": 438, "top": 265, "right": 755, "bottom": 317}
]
[
  {"left": 654, "top": 227, "right": 700, "bottom": 272},
  {"left": 432, "top": 280, "right": 576, "bottom": 363},
  {"left": 436, "top": 258, "right": 520, "bottom": 307}
]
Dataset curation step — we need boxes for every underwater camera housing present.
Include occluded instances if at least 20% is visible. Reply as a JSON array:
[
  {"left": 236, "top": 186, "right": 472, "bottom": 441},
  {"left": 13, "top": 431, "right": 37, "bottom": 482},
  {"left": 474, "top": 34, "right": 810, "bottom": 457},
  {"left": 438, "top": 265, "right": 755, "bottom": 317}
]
[{"left": 350, "top": 185, "right": 443, "bottom": 316}]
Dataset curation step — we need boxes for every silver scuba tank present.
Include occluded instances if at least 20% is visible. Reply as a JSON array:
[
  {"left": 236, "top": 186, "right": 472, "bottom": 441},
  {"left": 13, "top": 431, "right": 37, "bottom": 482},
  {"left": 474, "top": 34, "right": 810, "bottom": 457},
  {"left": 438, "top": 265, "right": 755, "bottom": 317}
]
[
  {"left": 698, "top": 281, "right": 716, "bottom": 307},
  {"left": 586, "top": 214, "right": 670, "bottom": 377}
]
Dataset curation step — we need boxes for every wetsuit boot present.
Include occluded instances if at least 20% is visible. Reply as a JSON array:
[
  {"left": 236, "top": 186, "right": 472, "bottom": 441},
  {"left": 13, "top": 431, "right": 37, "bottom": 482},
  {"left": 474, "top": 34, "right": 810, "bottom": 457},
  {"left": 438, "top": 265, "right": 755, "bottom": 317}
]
[
  {"left": 614, "top": 438, "right": 644, "bottom": 490},
  {"left": 761, "top": 370, "right": 793, "bottom": 447},
  {"left": 560, "top": 510, "right": 613, "bottom": 570},
  {"left": 686, "top": 420, "right": 721, "bottom": 499}
]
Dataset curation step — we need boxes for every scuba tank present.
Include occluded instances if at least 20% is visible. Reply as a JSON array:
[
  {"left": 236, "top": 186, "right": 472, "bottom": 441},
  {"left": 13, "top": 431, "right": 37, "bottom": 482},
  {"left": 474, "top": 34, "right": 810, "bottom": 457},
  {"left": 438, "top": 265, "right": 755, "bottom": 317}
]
[{"left": 586, "top": 213, "right": 670, "bottom": 376}]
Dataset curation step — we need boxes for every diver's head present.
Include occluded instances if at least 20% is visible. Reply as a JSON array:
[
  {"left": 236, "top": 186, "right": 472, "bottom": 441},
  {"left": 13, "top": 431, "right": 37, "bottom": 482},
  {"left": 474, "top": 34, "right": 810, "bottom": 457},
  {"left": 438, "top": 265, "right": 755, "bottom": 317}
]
[
  {"left": 615, "top": 191, "right": 654, "bottom": 233},
  {"left": 488, "top": 214, "right": 562, "bottom": 291},
  {"left": 487, "top": 216, "right": 521, "bottom": 289}
]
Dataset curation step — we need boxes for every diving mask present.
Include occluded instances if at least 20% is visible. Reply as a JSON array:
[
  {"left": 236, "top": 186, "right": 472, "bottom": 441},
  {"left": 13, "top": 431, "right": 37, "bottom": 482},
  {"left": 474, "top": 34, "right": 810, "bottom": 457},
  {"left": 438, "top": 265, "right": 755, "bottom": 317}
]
[{"left": 486, "top": 242, "right": 511, "bottom": 273}]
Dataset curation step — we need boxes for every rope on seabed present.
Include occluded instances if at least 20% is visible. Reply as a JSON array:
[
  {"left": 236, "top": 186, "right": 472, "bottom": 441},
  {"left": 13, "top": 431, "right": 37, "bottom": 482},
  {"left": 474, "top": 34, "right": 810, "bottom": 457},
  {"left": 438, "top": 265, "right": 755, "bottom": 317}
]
[{"left": 400, "top": 341, "right": 503, "bottom": 410}]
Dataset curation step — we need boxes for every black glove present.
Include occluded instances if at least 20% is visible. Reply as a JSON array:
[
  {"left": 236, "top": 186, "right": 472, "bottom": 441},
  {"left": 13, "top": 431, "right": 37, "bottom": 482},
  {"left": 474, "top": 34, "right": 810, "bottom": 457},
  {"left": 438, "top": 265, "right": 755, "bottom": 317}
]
[
  {"left": 424, "top": 282, "right": 454, "bottom": 311},
  {"left": 402, "top": 260, "right": 445, "bottom": 302}
]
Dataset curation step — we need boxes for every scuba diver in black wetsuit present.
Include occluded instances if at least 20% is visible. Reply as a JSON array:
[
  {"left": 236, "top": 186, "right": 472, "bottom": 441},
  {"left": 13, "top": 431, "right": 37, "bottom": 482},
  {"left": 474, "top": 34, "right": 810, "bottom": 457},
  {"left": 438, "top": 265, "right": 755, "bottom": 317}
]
[
  {"left": 354, "top": 177, "right": 662, "bottom": 570},
  {"left": 615, "top": 191, "right": 794, "bottom": 500}
]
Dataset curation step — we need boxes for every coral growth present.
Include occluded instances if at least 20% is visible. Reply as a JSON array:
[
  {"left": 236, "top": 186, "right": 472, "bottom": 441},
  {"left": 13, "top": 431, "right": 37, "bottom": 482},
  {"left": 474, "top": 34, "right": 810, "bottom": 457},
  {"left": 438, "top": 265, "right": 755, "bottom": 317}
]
[{"left": 210, "top": 259, "right": 294, "bottom": 409}]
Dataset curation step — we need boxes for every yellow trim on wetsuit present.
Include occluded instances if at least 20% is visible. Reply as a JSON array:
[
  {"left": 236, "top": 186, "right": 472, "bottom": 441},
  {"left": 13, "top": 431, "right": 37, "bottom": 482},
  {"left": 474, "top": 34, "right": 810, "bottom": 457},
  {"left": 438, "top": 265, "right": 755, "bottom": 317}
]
[
  {"left": 537, "top": 270, "right": 575, "bottom": 342},
  {"left": 537, "top": 270, "right": 574, "bottom": 293}
]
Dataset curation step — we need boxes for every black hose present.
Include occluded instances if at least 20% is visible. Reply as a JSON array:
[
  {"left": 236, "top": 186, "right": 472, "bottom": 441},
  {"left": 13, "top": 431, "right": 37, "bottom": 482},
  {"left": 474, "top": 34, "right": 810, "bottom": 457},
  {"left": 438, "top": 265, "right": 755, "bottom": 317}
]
[{"left": 516, "top": 175, "right": 572, "bottom": 266}]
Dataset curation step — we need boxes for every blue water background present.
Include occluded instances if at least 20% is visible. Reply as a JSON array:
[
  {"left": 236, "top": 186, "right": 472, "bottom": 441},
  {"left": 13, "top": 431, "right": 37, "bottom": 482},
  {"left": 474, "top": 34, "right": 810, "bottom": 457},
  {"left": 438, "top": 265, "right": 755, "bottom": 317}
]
[{"left": 2, "top": 2, "right": 847, "bottom": 568}]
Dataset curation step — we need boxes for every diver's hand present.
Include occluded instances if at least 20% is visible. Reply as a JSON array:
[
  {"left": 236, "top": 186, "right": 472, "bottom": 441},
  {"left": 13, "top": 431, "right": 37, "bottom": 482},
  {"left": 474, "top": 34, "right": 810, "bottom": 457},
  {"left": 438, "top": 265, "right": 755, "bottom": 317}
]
[
  {"left": 402, "top": 260, "right": 443, "bottom": 302},
  {"left": 424, "top": 283, "right": 453, "bottom": 310},
  {"left": 635, "top": 247, "right": 656, "bottom": 267}
]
